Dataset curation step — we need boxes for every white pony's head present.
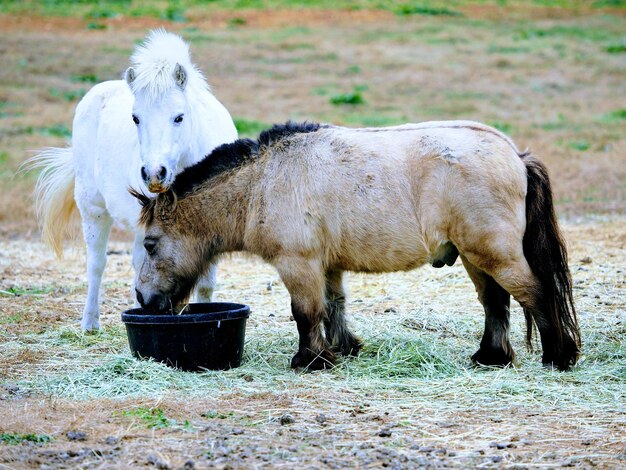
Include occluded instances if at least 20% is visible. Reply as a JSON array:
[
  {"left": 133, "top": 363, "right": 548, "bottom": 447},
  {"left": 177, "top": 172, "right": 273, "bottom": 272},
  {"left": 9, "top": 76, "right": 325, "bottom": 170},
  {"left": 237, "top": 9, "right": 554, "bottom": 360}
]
[{"left": 125, "top": 29, "right": 206, "bottom": 193}]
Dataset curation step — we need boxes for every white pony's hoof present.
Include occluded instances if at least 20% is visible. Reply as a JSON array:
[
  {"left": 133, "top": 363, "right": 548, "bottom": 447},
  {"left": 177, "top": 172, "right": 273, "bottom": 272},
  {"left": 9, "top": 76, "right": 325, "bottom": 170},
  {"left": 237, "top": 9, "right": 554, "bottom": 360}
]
[
  {"left": 81, "top": 316, "right": 100, "bottom": 332},
  {"left": 194, "top": 287, "right": 214, "bottom": 302}
]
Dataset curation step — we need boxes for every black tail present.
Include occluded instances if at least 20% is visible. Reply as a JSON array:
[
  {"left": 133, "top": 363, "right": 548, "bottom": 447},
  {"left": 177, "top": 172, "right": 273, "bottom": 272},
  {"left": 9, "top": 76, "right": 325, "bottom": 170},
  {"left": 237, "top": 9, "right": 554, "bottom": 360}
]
[{"left": 522, "top": 153, "right": 581, "bottom": 370}]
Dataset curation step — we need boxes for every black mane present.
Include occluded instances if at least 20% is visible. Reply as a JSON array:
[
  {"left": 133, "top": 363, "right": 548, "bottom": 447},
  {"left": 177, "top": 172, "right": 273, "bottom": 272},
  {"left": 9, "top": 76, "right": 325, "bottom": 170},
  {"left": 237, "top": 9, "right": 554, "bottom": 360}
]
[
  {"left": 171, "top": 138, "right": 257, "bottom": 197},
  {"left": 171, "top": 121, "right": 323, "bottom": 197},
  {"left": 258, "top": 121, "right": 323, "bottom": 148}
]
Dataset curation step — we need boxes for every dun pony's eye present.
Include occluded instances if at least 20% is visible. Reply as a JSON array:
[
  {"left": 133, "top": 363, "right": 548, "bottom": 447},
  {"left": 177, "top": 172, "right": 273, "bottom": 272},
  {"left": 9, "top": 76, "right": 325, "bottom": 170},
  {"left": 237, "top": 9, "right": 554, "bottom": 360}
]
[
  {"left": 144, "top": 238, "right": 157, "bottom": 255},
  {"left": 174, "top": 114, "right": 184, "bottom": 124},
  {"left": 132, "top": 114, "right": 140, "bottom": 125}
]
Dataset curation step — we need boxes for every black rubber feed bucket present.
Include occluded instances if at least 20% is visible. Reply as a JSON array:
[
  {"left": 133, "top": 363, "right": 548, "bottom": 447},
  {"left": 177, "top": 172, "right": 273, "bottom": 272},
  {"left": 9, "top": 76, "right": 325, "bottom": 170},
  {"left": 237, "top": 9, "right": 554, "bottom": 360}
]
[{"left": 121, "top": 302, "right": 250, "bottom": 371}]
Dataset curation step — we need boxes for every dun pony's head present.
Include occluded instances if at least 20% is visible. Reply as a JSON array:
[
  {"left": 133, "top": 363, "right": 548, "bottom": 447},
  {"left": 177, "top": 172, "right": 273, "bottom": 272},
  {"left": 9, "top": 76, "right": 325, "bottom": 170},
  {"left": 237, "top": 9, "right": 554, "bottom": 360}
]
[
  {"left": 130, "top": 188, "right": 212, "bottom": 313},
  {"left": 126, "top": 29, "right": 205, "bottom": 193}
]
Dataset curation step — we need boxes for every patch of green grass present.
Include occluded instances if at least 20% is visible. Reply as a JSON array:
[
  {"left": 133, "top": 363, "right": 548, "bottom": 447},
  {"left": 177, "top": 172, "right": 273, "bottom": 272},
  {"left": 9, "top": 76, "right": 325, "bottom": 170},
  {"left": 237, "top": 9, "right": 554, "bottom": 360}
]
[
  {"left": 203, "top": 410, "right": 235, "bottom": 419},
  {"left": 2, "top": 286, "right": 54, "bottom": 296},
  {"left": 228, "top": 16, "right": 247, "bottom": 26},
  {"left": 234, "top": 118, "right": 270, "bottom": 138},
  {"left": 604, "top": 108, "right": 626, "bottom": 121},
  {"left": 593, "top": 0, "right": 626, "bottom": 6},
  {"left": 0, "top": 433, "right": 52, "bottom": 445},
  {"left": 0, "top": 312, "right": 24, "bottom": 325},
  {"left": 569, "top": 140, "right": 591, "bottom": 151},
  {"left": 86, "top": 22, "right": 107, "bottom": 30},
  {"left": 396, "top": 5, "right": 463, "bottom": 17},
  {"left": 49, "top": 88, "right": 87, "bottom": 102},
  {"left": 129, "top": 4, "right": 162, "bottom": 18},
  {"left": 487, "top": 121, "right": 513, "bottom": 134},
  {"left": 164, "top": 1, "right": 186, "bottom": 22},
  {"left": 71, "top": 73, "right": 98, "bottom": 84},
  {"left": 330, "top": 89, "right": 365, "bottom": 106},
  {"left": 123, "top": 407, "right": 175, "bottom": 429},
  {"left": 57, "top": 326, "right": 126, "bottom": 348},
  {"left": 344, "top": 65, "right": 361, "bottom": 74},
  {"left": 605, "top": 43, "right": 626, "bottom": 53},
  {"left": 86, "top": 6, "right": 121, "bottom": 19},
  {"left": 15, "top": 124, "right": 72, "bottom": 138}
]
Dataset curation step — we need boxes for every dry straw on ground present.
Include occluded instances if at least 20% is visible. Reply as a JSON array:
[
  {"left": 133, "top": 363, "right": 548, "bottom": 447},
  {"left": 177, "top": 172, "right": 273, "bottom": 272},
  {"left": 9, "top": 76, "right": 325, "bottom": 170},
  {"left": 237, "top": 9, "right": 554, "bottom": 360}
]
[{"left": 1, "top": 218, "right": 624, "bottom": 467}]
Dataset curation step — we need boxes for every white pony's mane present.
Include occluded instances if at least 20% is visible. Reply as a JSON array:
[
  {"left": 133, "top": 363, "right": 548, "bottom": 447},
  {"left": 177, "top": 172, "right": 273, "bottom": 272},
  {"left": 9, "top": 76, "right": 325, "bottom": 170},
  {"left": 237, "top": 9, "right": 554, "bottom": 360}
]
[{"left": 128, "top": 28, "right": 208, "bottom": 100}]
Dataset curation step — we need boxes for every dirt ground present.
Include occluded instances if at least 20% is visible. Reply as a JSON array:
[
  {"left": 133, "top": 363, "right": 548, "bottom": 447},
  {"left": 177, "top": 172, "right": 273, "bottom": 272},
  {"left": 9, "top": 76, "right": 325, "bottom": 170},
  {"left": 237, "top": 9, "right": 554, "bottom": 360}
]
[
  {"left": 0, "top": 219, "right": 625, "bottom": 468},
  {"left": 0, "top": 5, "right": 625, "bottom": 469}
]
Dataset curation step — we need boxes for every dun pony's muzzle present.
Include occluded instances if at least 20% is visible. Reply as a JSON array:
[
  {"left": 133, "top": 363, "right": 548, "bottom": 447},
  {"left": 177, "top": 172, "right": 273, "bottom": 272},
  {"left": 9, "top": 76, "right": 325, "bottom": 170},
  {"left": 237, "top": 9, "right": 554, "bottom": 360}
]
[{"left": 136, "top": 289, "right": 171, "bottom": 313}]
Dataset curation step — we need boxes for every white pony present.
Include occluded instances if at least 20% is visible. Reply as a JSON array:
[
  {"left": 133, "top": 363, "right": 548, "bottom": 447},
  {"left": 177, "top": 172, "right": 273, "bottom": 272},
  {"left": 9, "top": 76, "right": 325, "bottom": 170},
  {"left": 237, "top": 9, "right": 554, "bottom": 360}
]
[{"left": 29, "top": 30, "right": 237, "bottom": 330}]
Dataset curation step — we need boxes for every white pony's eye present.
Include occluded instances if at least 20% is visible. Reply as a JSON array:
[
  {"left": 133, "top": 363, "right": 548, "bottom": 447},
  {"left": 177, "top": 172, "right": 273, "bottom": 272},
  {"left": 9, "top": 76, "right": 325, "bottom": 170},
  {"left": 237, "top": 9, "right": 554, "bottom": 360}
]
[
  {"left": 132, "top": 114, "right": 140, "bottom": 125},
  {"left": 174, "top": 114, "right": 184, "bottom": 124}
]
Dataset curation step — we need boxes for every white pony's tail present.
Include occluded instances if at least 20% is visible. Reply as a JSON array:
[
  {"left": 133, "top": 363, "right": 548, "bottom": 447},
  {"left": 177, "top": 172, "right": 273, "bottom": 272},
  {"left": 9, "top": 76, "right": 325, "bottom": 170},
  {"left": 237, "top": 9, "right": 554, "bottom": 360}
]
[{"left": 26, "top": 147, "right": 77, "bottom": 258}]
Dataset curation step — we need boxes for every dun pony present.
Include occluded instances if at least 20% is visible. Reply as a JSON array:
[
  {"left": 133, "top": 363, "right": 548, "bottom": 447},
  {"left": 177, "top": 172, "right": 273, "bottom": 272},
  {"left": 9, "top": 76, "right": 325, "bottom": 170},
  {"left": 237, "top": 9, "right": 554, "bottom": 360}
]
[{"left": 132, "top": 121, "right": 581, "bottom": 371}]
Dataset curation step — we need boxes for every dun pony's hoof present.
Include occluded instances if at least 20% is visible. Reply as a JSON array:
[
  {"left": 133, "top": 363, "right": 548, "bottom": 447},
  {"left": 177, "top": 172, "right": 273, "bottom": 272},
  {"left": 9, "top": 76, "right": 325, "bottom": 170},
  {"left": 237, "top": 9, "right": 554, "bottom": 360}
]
[
  {"left": 471, "top": 346, "right": 514, "bottom": 368},
  {"left": 291, "top": 349, "right": 336, "bottom": 371},
  {"left": 338, "top": 335, "right": 363, "bottom": 357},
  {"left": 542, "top": 336, "right": 579, "bottom": 371}
]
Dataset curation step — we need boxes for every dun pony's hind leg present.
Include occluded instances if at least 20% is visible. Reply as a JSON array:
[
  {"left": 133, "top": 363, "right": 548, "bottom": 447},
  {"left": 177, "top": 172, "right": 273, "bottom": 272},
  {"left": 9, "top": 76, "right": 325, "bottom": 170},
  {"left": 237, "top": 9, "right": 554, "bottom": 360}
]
[
  {"left": 461, "top": 256, "right": 514, "bottom": 367},
  {"left": 464, "top": 249, "right": 564, "bottom": 368},
  {"left": 194, "top": 262, "right": 218, "bottom": 302},
  {"left": 274, "top": 256, "right": 335, "bottom": 370},
  {"left": 324, "top": 270, "right": 362, "bottom": 356},
  {"left": 79, "top": 209, "right": 113, "bottom": 331}
]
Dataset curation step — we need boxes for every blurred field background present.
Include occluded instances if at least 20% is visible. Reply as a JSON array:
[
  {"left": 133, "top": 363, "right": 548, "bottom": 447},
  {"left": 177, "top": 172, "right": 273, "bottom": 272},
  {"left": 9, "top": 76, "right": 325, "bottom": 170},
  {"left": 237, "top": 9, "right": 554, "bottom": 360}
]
[{"left": 0, "top": 1, "right": 624, "bottom": 468}]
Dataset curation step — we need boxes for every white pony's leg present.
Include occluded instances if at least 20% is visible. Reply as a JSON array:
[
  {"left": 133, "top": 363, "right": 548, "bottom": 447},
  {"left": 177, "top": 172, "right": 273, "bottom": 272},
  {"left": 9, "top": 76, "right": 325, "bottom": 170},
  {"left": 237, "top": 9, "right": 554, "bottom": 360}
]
[
  {"left": 80, "top": 209, "right": 113, "bottom": 331},
  {"left": 131, "top": 231, "right": 145, "bottom": 307},
  {"left": 193, "top": 262, "right": 218, "bottom": 302}
]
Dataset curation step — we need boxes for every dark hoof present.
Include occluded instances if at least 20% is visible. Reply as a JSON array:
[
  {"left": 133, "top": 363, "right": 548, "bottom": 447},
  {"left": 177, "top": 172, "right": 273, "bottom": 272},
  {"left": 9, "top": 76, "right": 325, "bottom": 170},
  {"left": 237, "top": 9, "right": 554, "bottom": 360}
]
[
  {"left": 291, "top": 349, "right": 336, "bottom": 371},
  {"left": 338, "top": 335, "right": 363, "bottom": 357},
  {"left": 471, "top": 346, "right": 514, "bottom": 368},
  {"left": 542, "top": 337, "right": 579, "bottom": 371}
]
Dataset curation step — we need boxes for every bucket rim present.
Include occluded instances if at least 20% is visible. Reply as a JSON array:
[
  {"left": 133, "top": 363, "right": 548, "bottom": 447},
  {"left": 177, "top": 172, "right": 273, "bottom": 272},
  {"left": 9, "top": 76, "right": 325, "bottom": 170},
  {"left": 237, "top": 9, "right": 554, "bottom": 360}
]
[{"left": 121, "top": 302, "right": 250, "bottom": 325}]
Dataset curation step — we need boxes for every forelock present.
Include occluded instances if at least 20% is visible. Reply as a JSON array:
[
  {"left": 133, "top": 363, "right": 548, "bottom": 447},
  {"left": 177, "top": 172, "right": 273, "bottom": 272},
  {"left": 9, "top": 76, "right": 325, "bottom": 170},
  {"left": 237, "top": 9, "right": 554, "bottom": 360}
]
[
  {"left": 138, "top": 198, "right": 157, "bottom": 227},
  {"left": 127, "top": 29, "right": 205, "bottom": 101}
]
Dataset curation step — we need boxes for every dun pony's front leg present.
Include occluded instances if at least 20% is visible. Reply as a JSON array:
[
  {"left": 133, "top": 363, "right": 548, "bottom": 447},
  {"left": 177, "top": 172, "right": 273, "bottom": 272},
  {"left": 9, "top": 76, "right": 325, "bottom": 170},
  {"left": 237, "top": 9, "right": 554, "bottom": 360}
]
[
  {"left": 274, "top": 256, "right": 335, "bottom": 370},
  {"left": 324, "top": 270, "right": 362, "bottom": 357}
]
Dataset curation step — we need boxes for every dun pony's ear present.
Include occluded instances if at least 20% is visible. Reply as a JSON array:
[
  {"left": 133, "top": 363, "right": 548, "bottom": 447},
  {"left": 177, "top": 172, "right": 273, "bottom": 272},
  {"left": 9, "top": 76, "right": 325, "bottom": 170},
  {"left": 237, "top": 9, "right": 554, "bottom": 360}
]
[
  {"left": 128, "top": 187, "right": 150, "bottom": 207},
  {"left": 125, "top": 67, "right": 136, "bottom": 86},
  {"left": 173, "top": 63, "right": 187, "bottom": 90}
]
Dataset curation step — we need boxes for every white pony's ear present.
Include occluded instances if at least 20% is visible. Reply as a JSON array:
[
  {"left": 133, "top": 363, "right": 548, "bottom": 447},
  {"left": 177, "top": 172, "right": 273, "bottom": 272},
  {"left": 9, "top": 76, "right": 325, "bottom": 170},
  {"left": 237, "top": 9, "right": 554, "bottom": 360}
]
[
  {"left": 174, "top": 63, "right": 187, "bottom": 90},
  {"left": 125, "top": 67, "right": 136, "bottom": 86}
]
